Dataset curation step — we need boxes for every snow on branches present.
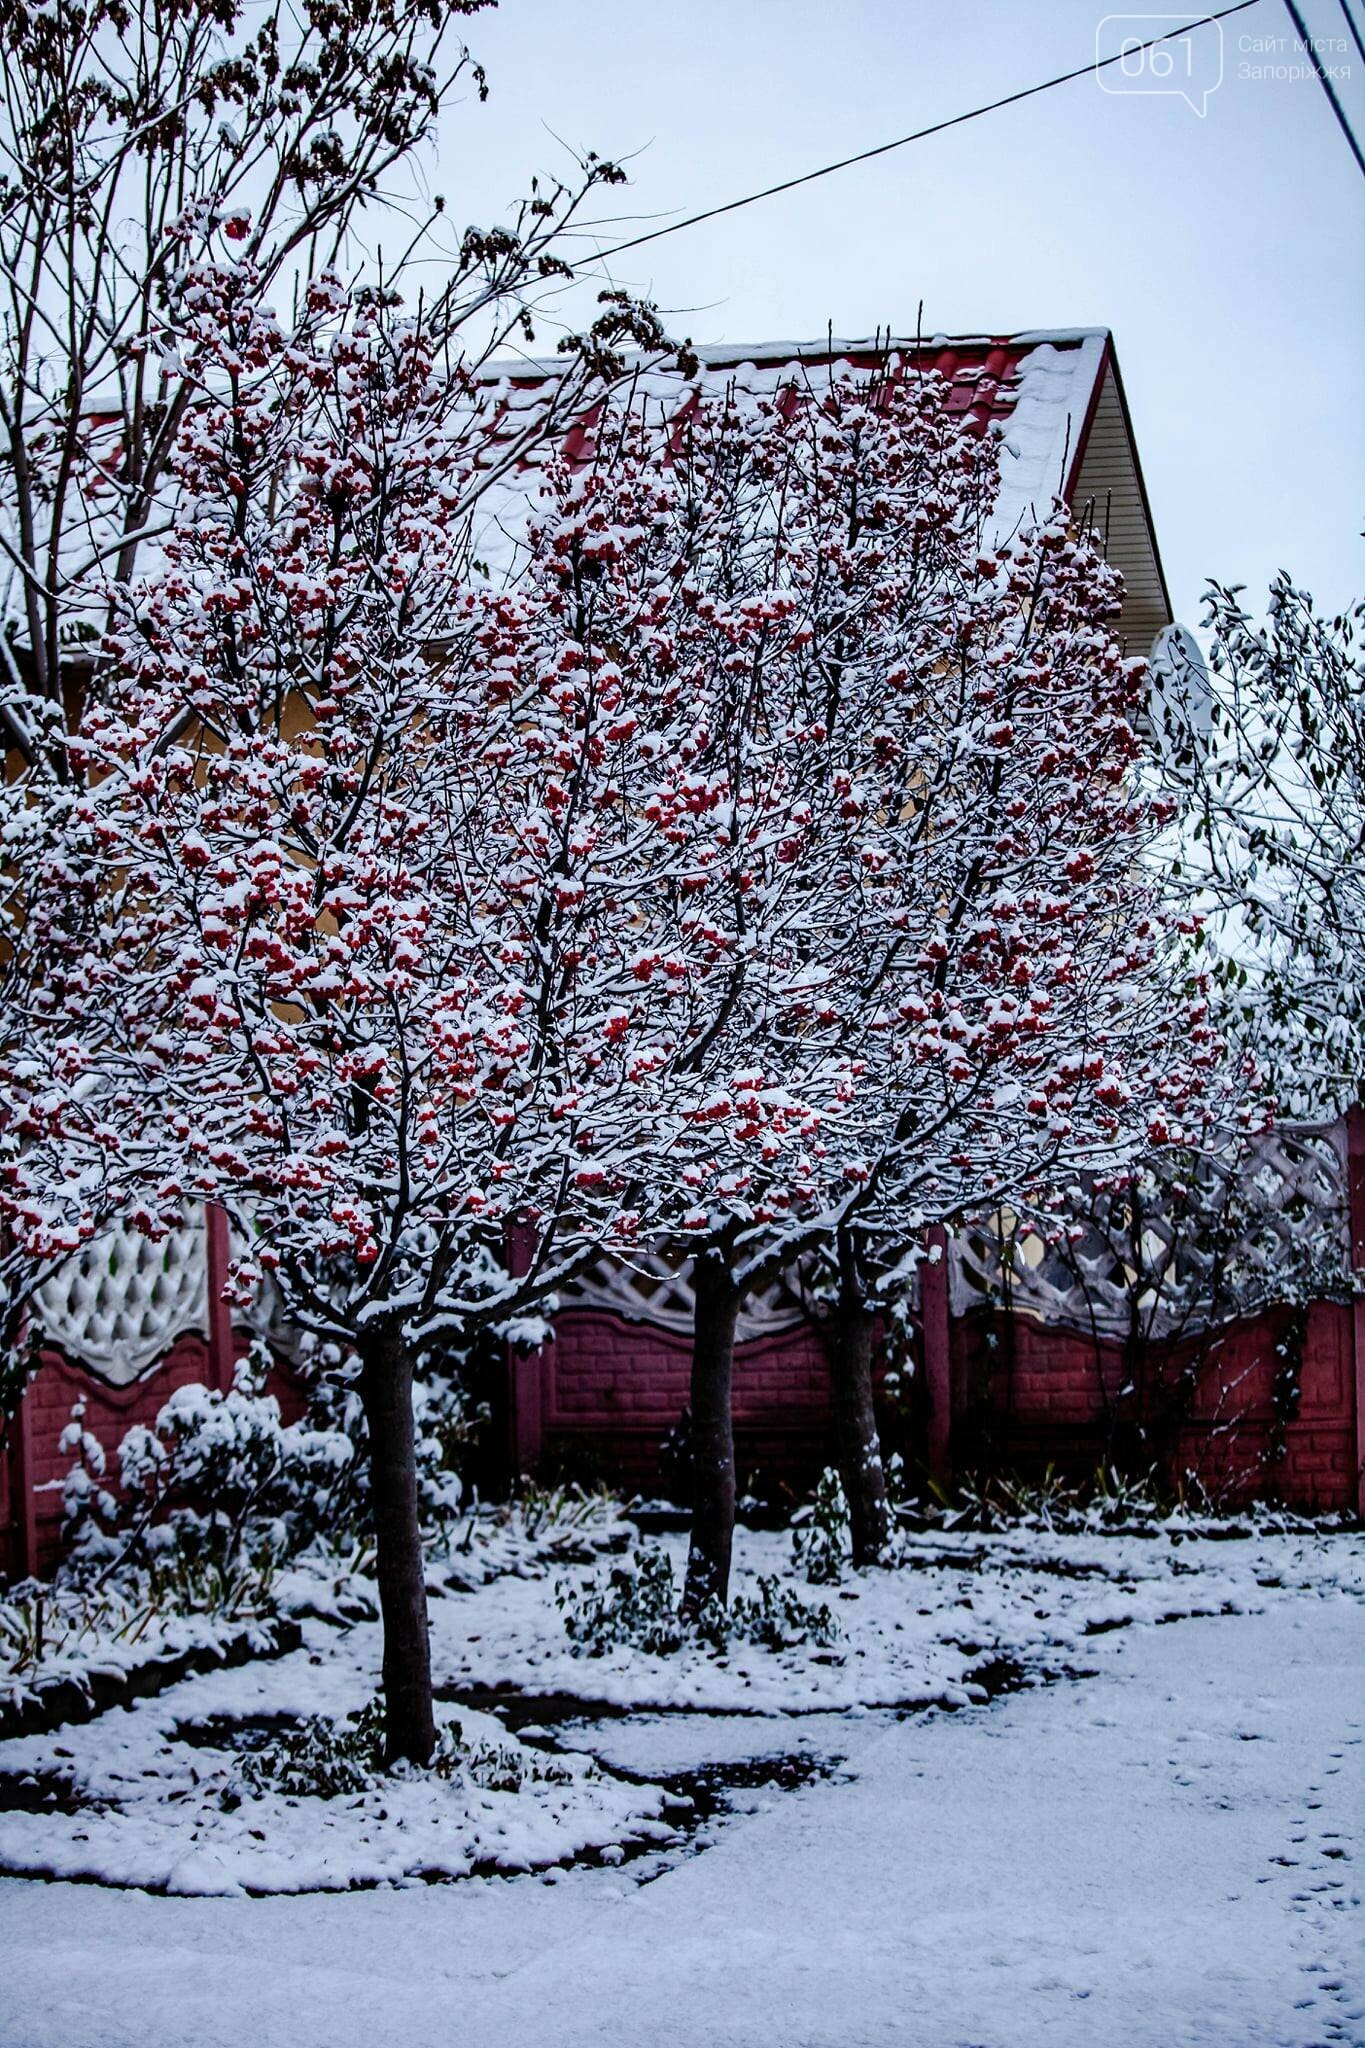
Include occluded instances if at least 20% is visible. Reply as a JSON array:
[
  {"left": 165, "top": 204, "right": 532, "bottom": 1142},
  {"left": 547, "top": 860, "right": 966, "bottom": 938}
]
[
  {"left": 1163, "top": 575, "right": 1364, "bottom": 1119},
  {"left": 0, "top": 313, "right": 1254, "bottom": 1737},
  {"left": 0, "top": 279, "right": 694, "bottom": 1342},
  {"left": 499, "top": 362, "right": 1244, "bottom": 1279},
  {"left": 0, "top": 330, "right": 1249, "bottom": 1343}
]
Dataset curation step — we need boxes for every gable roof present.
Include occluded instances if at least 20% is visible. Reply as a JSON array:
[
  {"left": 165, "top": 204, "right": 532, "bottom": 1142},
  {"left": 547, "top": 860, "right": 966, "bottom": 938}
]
[{"left": 477, "top": 327, "right": 1173, "bottom": 659}]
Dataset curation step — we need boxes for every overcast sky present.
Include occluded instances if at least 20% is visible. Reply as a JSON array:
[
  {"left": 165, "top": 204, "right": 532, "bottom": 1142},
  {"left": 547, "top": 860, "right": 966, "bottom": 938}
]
[{"left": 415, "top": 0, "right": 1364, "bottom": 638}]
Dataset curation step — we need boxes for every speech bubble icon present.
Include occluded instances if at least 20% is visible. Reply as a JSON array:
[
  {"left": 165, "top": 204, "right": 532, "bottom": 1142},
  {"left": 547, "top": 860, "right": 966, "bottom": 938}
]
[{"left": 1095, "top": 14, "right": 1225, "bottom": 117}]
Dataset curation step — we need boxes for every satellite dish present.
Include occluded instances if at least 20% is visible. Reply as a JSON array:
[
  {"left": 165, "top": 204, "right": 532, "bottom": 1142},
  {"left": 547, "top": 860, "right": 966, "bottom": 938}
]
[{"left": 1147, "top": 623, "right": 1212, "bottom": 760}]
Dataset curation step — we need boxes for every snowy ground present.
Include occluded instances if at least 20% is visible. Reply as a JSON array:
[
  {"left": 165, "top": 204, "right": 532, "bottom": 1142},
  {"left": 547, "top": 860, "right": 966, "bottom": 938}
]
[{"left": 0, "top": 1528, "right": 1361, "bottom": 2046}]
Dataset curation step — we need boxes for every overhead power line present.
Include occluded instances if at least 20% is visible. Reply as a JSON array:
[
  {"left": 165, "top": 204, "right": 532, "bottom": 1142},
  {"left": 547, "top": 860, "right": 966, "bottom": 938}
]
[
  {"left": 1336, "top": 0, "right": 1365, "bottom": 69},
  {"left": 1283, "top": 0, "right": 1365, "bottom": 177},
  {"left": 594, "top": 2, "right": 1264, "bottom": 264}
]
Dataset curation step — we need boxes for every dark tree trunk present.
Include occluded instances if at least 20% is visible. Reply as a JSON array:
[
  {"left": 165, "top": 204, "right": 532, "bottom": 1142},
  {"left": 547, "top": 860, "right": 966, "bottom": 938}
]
[
  {"left": 827, "top": 1282, "right": 891, "bottom": 1566},
  {"left": 357, "top": 1326, "right": 436, "bottom": 1767},
  {"left": 681, "top": 1250, "right": 740, "bottom": 1615}
]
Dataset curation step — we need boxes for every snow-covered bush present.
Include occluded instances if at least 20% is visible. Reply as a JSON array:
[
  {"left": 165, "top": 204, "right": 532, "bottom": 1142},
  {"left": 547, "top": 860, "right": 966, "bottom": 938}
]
[
  {"left": 235, "top": 1701, "right": 577, "bottom": 1802},
  {"left": 236, "top": 1703, "right": 386, "bottom": 1801},
  {"left": 435, "top": 1714, "right": 577, "bottom": 1794},
  {"left": 727, "top": 1575, "right": 839, "bottom": 1651},
  {"left": 559, "top": 1547, "right": 689, "bottom": 1657},
  {"left": 558, "top": 1544, "right": 839, "bottom": 1657},
  {"left": 61, "top": 1367, "right": 359, "bottom": 1612},
  {"left": 57, "top": 1336, "right": 490, "bottom": 1618},
  {"left": 58, "top": 1400, "right": 119, "bottom": 1543},
  {"left": 791, "top": 1469, "right": 851, "bottom": 1585}
]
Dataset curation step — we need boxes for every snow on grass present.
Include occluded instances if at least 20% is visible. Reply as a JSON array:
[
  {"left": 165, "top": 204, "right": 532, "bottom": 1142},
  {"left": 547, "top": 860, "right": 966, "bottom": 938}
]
[
  {"left": 430, "top": 1519, "right": 1365, "bottom": 1715},
  {"left": 0, "top": 1637, "right": 672, "bottom": 1895},
  {"left": 1, "top": 1509, "right": 1359, "bottom": 1899}
]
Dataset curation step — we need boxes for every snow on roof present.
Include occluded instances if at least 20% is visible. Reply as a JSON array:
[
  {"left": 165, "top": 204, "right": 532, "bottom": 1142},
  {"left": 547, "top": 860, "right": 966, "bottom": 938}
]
[{"left": 473, "top": 327, "right": 1170, "bottom": 655}]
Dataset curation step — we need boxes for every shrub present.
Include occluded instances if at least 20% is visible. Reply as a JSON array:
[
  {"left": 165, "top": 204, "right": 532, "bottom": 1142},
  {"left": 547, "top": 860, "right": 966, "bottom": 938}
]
[
  {"left": 61, "top": 1370, "right": 359, "bottom": 1613},
  {"left": 791, "top": 1468, "right": 850, "bottom": 1584},
  {"left": 233, "top": 1702, "right": 574, "bottom": 1800},
  {"left": 728, "top": 1575, "right": 840, "bottom": 1650},
  {"left": 57, "top": 1340, "right": 489, "bottom": 1615},
  {"left": 558, "top": 1545, "right": 687, "bottom": 1657},
  {"left": 237, "top": 1701, "right": 386, "bottom": 1800},
  {"left": 558, "top": 1545, "right": 839, "bottom": 1657},
  {"left": 435, "top": 1715, "right": 576, "bottom": 1792}
]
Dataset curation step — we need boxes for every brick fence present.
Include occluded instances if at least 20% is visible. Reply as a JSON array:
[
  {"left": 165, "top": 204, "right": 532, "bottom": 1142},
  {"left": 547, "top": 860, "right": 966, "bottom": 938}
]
[
  {"left": 4, "top": 1114, "right": 1364, "bottom": 1576},
  {"left": 505, "top": 1291, "right": 1361, "bottom": 1517},
  {"left": 510, "top": 1116, "right": 1365, "bottom": 1515}
]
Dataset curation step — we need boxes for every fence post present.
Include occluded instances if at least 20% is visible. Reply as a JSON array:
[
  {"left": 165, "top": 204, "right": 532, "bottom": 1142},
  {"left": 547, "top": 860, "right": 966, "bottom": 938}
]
[
  {"left": 1347, "top": 1108, "right": 1365, "bottom": 1520},
  {"left": 11, "top": 1378, "right": 39, "bottom": 1579},
  {"left": 505, "top": 1224, "right": 544, "bottom": 1479},
  {"left": 204, "top": 1205, "right": 236, "bottom": 1393},
  {"left": 923, "top": 1223, "right": 953, "bottom": 1492}
]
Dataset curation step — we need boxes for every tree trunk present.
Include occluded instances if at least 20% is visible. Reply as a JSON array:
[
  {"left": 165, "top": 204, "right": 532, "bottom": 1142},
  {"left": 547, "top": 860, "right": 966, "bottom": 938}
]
[
  {"left": 682, "top": 1250, "right": 740, "bottom": 1615},
  {"left": 827, "top": 1274, "right": 891, "bottom": 1567},
  {"left": 357, "top": 1327, "right": 436, "bottom": 1767}
]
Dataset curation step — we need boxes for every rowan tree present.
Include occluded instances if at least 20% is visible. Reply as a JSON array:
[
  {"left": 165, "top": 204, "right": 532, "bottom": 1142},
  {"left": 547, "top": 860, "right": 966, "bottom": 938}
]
[
  {"left": 500, "top": 361, "right": 1246, "bottom": 1602},
  {"left": 0, "top": 0, "right": 688, "bottom": 1483},
  {"left": 0, "top": 266, "right": 695, "bottom": 1763}
]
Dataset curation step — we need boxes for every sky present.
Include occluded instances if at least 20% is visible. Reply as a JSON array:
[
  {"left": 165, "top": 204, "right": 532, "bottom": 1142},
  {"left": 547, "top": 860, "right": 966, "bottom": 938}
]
[{"left": 406, "top": 0, "right": 1365, "bottom": 640}]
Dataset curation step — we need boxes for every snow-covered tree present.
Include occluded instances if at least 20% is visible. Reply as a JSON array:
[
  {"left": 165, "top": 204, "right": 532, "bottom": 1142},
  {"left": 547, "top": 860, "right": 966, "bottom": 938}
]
[
  {"left": 1162, "top": 573, "right": 1364, "bottom": 1120},
  {"left": 498, "top": 362, "right": 1247, "bottom": 1601},
  {"left": 0, "top": 267, "right": 692, "bottom": 1761},
  {"left": 0, "top": 0, "right": 684, "bottom": 1478},
  {"left": 0, "top": 0, "right": 488, "bottom": 754}
]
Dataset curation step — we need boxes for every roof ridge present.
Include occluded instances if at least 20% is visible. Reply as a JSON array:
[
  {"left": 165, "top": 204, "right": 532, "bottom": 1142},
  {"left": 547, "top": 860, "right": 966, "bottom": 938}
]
[{"left": 483, "top": 329, "right": 1113, "bottom": 383}]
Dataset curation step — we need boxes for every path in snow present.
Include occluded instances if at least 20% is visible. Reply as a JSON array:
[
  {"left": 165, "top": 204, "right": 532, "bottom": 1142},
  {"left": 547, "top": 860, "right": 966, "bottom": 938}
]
[{"left": 0, "top": 1593, "right": 1360, "bottom": 2048}]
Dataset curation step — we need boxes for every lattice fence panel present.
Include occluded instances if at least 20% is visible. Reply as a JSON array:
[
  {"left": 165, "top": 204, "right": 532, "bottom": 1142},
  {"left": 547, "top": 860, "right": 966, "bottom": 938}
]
[
  {"left": 32, "top": 1208, "right": 209, "bottom": 1386},
  {"left": 565, "top": 1247, "right": 808, "bottom": 1340},
  {"left": 948, "top": 1123, "right": 1351, "bottom": 1339}
]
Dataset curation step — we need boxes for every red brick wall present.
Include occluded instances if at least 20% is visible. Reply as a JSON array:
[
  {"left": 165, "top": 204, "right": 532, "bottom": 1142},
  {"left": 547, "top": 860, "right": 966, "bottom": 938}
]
[
  {"left": 534, "top": 1311, "right": 839, "bottom": 1497},
  {"left": 4, "top": 1283, "right": 1359, "bottom": 1582},
  {"left": 529, "top": 1293, "right": 1359, "bottom": 1513},
  {"left": 951, "top": 1299, "right": 1359, "bottom": 1511}
]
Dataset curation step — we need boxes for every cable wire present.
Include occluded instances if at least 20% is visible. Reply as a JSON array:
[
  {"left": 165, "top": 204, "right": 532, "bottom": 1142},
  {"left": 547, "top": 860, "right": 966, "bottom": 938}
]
[
  {"left": 1283, "top": 0, "right": 1365, "bottom": 176},
  {"left": 593, "top": 2, "right": 1265, "bottom": 264},
  {"left": 1336, "top": 0, "right": 1365, "bottom": 68}
]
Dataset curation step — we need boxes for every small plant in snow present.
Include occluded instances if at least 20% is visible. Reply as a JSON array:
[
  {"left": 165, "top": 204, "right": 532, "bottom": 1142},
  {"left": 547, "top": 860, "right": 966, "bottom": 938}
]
[
  {"left": 883, "top": 1452, "right": 913, "bottom": 1509},
  {"left": 728, "top": 1576, "right": 840, "bottom": 1651},
  {"left": 558, "top": 1545, "right": 687, "bottom": 1657},
  {"left": 515, "top": 1477, "right": 621, "bottom": 1542},
  {"left": 435, "top": 1715, "right": 577, "bottom": 1793},
  {"left": 58, "top": 1400, "right": 118, "bottom": 1541},
  {"left": 791, "top": 1469, "right": 851, "bottom": 1585},
  {"left": 234, "top": 1702, "right": 575, "bottom": 1801},
  {"left": 558, "top": 1544, "right": 838, "bottom": 1657},
  {"left": 0, "top": 1579, "right": 145, "bottom": 1678},
  {"left": 236, "top": 1701, "right": 386, "bottom": 1801}
]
